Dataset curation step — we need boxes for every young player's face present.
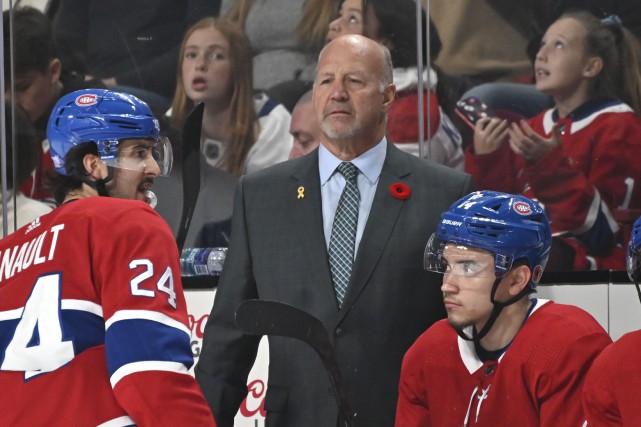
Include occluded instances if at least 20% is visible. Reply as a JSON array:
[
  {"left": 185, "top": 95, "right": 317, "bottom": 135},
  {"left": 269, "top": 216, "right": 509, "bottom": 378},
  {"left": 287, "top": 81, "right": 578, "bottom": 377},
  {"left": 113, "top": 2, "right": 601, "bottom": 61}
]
[
  {"left": 106, "top": 139, "right": 160, "bottom": 202},
  {"left": 440, "top": 245, "right": 498, "bottom": 331},
  {"left": 534, "top": 17, "right": 592, "bottom": 98},
  {"left": 326, "top": 0, "right": 380, "bottom": 44},
  {"left": 181, "top": 26, "right": 232, "bottom": 105}
]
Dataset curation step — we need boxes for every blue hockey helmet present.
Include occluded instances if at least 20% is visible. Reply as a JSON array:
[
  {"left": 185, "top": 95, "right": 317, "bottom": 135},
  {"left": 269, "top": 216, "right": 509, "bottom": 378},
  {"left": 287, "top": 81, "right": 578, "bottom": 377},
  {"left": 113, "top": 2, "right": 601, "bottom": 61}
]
[
  {"left": 628, "top": 216, "right": 641, "bottom": 282},
  {"left": 47, "top": 89, "right": 172, "bottom": 176},
  {"left": 425, "top": 191, "right": 552, "bottom": 287}
]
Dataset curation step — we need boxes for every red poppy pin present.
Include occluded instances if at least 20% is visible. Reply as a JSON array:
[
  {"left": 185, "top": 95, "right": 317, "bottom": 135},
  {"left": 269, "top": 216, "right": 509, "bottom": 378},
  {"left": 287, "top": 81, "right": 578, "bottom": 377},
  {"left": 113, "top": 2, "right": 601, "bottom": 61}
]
[{"left": 390, "top": 182, "right": 411, "bottom": 200}]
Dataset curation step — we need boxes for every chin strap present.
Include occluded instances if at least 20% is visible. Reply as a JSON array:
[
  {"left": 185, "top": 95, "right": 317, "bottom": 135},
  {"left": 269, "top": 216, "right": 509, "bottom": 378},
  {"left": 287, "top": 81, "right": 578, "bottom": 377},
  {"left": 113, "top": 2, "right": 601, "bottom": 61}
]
[
  {"left": 456, "top": 277, "right": 531, "bottom": 343},
  {"left": 75, "top": 167, "right": 114, "bottom": 197}
]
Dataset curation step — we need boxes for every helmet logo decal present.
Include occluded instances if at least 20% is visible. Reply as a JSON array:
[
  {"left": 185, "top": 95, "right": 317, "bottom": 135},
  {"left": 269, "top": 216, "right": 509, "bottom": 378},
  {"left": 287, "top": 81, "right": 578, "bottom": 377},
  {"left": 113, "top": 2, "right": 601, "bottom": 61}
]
[
  {"left": 532, "top": 264, "right": 543, "bottom": 283},
  {"left": 513, "top": 201, "right": 532, "bottom": 215},
  {"left": 75, "top": 94, "right": 98, "bottom": 107}
]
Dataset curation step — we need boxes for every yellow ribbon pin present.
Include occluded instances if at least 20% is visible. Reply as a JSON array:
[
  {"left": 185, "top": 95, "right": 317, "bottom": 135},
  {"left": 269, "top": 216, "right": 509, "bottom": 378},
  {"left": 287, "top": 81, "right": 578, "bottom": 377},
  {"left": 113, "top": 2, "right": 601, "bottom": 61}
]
[{"left": 297, "top": 186, "right": 305, "bottom": 199}]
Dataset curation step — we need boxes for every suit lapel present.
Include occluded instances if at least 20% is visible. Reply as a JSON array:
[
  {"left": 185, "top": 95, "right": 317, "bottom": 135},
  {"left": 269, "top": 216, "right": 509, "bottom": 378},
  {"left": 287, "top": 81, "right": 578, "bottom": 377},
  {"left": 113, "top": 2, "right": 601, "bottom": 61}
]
[{"left": 338, "top": 144, "right": 410, "bottom": 320}]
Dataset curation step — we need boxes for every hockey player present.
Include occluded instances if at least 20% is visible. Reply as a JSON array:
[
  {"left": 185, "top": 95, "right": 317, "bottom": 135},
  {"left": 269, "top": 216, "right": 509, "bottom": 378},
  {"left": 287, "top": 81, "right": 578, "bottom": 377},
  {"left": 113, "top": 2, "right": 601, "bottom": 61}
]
[
  {"left": 465, "top": 11, "right": 641, "bottom": 270},
  {"left": 582, "top": 216, "right": 641, "bottom": 426},
  {"left": 395, "top": 190, "right": 612, "bottom": 426},
  {"left": 0, "top": 89, "right": 217, "bottom": 426}
]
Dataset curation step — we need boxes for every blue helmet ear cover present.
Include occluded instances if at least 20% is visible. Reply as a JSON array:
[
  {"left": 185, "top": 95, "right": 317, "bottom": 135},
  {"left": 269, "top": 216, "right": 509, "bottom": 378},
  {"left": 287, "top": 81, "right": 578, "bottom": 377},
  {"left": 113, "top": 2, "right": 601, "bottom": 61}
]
[
  {"left": 47, "top": 89, "right": 160, "bottom": 175},
  {"left": 436, "top": 191, "right": 552, "bottom": 287},
  {"left": 628, "top": 216, "right": 641, "bottom": 282}
]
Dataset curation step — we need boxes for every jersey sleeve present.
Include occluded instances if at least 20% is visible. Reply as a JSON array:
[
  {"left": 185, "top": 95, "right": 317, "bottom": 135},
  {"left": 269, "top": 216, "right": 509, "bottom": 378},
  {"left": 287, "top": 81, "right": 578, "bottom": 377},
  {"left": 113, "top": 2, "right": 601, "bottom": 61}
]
[{"left": 94, "top": 203, "right": 216, "bottom": 426}]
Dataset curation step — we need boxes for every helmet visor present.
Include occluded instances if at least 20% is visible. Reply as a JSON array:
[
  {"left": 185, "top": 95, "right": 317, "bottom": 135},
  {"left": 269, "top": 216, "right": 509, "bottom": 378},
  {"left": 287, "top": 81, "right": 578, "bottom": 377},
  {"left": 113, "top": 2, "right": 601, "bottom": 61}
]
[
  {"left": 424, "top": 234, "right": 499, "bottom": 279},
  {"left": 104, "top": 137, "right": 173, "bottom": 177},
  {"left": 628, "top": 245, "right": 641, "bottom": 282}
]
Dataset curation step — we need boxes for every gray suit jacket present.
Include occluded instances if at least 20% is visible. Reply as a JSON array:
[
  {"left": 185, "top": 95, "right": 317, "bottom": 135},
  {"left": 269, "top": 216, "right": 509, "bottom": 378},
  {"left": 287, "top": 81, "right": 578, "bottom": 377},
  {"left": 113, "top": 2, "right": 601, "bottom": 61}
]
[{"left": 196, "top": 143, "right": 475, "bottom": 427}]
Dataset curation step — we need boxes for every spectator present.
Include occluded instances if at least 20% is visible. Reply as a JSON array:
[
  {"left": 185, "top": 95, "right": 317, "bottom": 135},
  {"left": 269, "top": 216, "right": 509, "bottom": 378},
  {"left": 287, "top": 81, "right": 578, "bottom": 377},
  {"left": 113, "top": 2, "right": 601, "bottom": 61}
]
[
  {"left": 288, "top": 89, "right": 321, "bottom": 159},
  {"left": 222, "top": 0, "right": 335, "bottom": 91},
  {"left": 0, "top": 103, "right": 52, "bottom": 237},
  {"left": 0, "top": 89, "right": 217, "bottom": 425},
  {"left": 397, "top": 190, "right": 612, "bottom": 426},
  {"left": 195, "top": 34, "right": 474, "bottom": 427},
  {"left": 327, "top": 0, "right": 464, "bottom": 169},
  {"left": 465, "top": 11, "right": 641, "bottom": 271},
  {"left": 459, "top": 1, "right": 641, "bottom": 132},
  {"left": 582, "top": 215, "right": 641, "bottom": 426},
  {"left": 169, "top": 17, "right": 292, "bottom": 176},
  {"left": 51, "top": 0, "right": 221, "bottom": 108},
  {"left": 4, "top": 6, "right": 105, "bottom": 204}
]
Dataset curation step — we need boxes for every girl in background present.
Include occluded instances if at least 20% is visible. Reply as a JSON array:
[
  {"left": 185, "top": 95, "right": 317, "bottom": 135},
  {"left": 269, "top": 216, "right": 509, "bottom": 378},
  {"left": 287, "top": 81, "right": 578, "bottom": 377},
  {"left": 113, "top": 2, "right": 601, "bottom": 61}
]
[
  {"left": 466, "top": 11, "right": 641, "bottom": 270},
  {"left": 170, "top": 17, "right": 292, "bottom": 176}
]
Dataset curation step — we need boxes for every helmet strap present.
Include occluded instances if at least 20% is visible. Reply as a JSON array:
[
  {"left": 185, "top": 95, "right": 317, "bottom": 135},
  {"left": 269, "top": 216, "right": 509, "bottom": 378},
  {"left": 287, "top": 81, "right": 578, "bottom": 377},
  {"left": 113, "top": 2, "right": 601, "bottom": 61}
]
[
  {"left": 456, "top": 276, "right": 530, "bottom": 343},
  {"left": 75, "top": 166, "right": 114, "bottom": 197}
]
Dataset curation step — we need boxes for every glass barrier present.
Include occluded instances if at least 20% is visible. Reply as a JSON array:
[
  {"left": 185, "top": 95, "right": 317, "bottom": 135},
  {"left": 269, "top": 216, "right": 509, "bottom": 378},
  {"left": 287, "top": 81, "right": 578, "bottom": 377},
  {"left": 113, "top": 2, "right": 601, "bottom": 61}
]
[{"left": 1, "top": 0, "right": 639, "bottom": 284}]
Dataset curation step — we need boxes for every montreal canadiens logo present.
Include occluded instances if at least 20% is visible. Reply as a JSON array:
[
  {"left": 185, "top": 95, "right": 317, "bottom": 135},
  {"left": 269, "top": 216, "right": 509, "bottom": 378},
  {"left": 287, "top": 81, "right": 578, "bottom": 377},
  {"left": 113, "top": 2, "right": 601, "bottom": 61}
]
[
  {"left": 513, "top": 201, "right": 532, "bottom": 215},
  {"left": 75, "top": 94, "right": 98, "bottom": 107},
  {"left": 532, "top": 265, "right": 543, "bottom": 283}
]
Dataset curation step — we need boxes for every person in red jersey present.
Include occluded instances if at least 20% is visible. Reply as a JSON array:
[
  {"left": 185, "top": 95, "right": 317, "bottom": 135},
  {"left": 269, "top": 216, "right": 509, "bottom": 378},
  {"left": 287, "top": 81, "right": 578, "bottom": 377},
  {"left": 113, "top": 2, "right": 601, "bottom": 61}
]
[
  {"left": 0, "top": 89, "right": 216, "bottom": 427},
  {"left": 396, "top": 191, "right": 611, "bottom": 427},
  {"left": 465, "top": 12, "right": 641, "bottom": 271},
  {"left": 582, "top": 216, "right": 641, "bottom": 427}
]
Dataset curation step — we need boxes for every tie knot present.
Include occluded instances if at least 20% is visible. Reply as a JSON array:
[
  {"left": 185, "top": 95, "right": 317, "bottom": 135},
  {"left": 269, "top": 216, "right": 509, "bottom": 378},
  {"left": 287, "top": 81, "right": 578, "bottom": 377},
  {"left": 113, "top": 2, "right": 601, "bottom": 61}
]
[{"left": 337, "top": 162, "right": 358, "bottom": 182}]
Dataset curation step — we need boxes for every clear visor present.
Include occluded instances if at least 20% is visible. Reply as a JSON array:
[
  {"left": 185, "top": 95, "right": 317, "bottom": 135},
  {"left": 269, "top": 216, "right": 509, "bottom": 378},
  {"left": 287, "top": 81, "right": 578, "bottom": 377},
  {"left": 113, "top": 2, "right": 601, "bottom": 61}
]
[
  {"left": 424, "top": 234, "right": 499, "bottom": 279},
  {"left": 628, "top": 246, "right": 641, "bottom": 282},
  {"left": 103, "top": 137, "right": 173, "bottom": 177}
]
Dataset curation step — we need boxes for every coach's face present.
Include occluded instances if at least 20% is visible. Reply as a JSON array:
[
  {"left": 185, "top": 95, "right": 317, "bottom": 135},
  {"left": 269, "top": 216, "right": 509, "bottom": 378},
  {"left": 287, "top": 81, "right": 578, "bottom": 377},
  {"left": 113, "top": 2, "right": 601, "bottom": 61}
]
[{"left": 313, "top": 35, "right": 395, "bottom": 160}]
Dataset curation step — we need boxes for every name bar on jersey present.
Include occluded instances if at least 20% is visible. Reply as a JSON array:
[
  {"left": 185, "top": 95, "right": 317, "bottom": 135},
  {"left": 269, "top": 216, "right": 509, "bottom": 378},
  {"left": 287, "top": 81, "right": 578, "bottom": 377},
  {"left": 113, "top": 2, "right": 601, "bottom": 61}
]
[{"left": 0, "top": 224, "right": 65, "bottom": 283}]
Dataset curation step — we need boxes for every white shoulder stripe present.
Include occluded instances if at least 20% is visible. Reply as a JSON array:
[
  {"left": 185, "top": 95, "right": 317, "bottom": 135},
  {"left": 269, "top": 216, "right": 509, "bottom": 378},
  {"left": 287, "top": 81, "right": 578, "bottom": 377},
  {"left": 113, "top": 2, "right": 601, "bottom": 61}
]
[
  {"left": 105, "top": 309, "right": 190, "bottom": 337},
  {"left": 97, "top": 416, "right": 135, "bottom": 427},
  {"left": 0, "top": 307, "right": 23, "bottom": 321},
  {"left": 61, "top": 299, "right": 103, "bottom": 317},
  {"left": 110, "top": 360, "right": 190, "bottom": 387}
]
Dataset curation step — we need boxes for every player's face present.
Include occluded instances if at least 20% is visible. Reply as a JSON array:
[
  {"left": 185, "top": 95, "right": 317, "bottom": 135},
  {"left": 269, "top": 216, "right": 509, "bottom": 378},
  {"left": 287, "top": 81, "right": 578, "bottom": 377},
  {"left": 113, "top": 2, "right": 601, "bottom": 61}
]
[
  {"left": 440, "top": 245, "right": 497, "bottom": 331},
  {"left": 534, "top": 17, "right": 592, "bottom": 98},
  {"left": 106, "top": 139, "right": 160, "bottom": 202},
  {"left": 181, "top": 26, "right": 232, "bottom": 105},
  {"left": 289, "top": 100, "right": 321, "bottom": 159},
  {"left": 313, "top": 37, "right": 394, "bottom": 155}
]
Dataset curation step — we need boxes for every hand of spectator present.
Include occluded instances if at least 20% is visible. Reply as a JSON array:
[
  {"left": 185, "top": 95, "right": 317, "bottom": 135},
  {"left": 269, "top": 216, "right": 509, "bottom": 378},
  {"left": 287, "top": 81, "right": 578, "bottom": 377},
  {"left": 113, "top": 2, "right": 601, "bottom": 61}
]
[
  {"left": 508, "top": 120, "right": 561, "bottom": 163},
  {"left": 473, "top": 117, "right": 509, "bottom": 155}
]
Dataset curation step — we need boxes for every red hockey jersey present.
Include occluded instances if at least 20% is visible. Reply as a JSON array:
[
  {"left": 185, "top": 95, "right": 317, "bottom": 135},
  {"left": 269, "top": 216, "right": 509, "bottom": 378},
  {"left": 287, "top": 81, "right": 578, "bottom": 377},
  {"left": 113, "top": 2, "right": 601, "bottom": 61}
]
[
  {"left": 582, "top": 330, "right": 641, "bottom": 426},
  {"left": 396, "top": 299, "right": 611, "bottom": 427},
  {"left": 465, "top": 99, "right": 641, "bottom": 270},
  {"left": 0, "top": 198, "right": 216, "bottom": 426}
]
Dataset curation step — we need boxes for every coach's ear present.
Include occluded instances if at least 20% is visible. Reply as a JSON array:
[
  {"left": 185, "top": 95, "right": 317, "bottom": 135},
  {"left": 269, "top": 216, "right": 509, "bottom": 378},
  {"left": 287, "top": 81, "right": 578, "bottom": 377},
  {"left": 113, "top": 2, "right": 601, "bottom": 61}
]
[{"left": 83, "top": 153, "right": 107, "bottom": 179}]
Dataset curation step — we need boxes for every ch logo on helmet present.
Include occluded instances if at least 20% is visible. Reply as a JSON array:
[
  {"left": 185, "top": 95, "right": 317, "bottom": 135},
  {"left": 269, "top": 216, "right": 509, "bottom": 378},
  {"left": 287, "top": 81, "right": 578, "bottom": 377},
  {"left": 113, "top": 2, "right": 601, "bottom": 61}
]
[
  {"left": 513, "top": 201, "right": 532, "bottom": 215},
  {"left": 75, "top": 94, "right": 98, "bottom": 107},
  {"left": 532, "top": 265, "right": 543, "bottom": 283}
]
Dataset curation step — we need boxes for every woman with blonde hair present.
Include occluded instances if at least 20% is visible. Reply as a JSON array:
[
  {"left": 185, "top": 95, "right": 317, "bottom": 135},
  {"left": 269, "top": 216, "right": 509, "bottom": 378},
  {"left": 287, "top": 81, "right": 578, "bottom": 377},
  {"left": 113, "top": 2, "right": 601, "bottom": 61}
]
[{"left": 170, "top": 17, "right": 292, "bottom": 176}]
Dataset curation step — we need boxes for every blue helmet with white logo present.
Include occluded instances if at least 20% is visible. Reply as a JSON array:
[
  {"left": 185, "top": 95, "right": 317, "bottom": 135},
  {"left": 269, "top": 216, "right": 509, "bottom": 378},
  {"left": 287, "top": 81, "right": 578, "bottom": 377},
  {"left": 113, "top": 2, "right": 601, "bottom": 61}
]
[
  {"left": 47, "top": 89, "right": 171, "bottom": 176},
  {"left": 425, "top": 191, "right": 552, "bottom": 287},
  {"left": 628, "top": 216, "right": 641, "bottom": 282}
]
